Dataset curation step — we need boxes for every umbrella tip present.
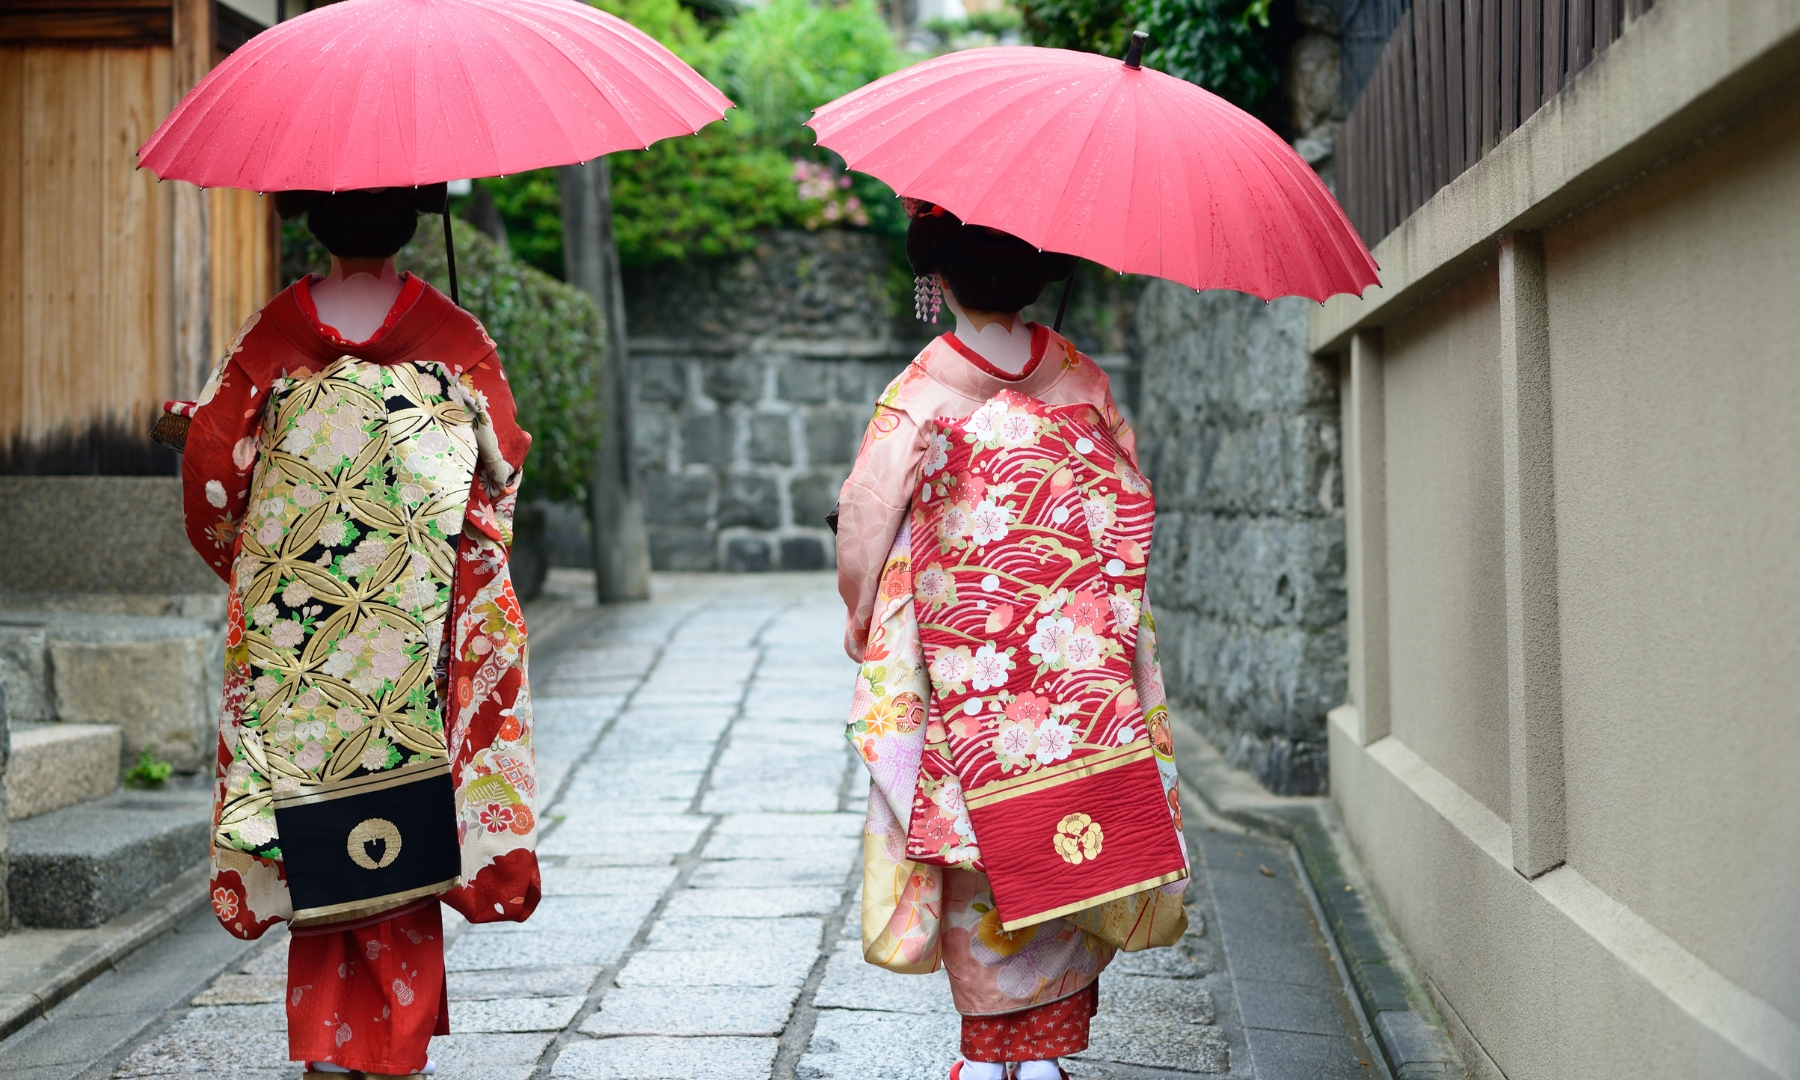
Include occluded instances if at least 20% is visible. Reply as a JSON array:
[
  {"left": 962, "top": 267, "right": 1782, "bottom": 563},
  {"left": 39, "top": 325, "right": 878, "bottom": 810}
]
[{"left": 1124, "top": 30, "right": 1147, "bottom": 69}]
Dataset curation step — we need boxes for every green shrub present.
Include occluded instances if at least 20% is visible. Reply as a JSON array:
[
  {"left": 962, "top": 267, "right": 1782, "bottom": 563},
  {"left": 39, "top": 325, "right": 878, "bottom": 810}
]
[
  {"left": 283, "top": 219, "right": 603, "bottom": 506},
  {"left": 125, "top": 751, "right": 173, "bottom": 789},
  {"left": 1018, "top": 0, "right": 1282, "bottom": 114}
]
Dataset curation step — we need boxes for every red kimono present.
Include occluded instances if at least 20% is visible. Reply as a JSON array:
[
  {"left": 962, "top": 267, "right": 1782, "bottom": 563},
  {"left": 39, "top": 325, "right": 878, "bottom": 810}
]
[{"left": 181, "top": 275, "right": 541, "bottom": 1073}]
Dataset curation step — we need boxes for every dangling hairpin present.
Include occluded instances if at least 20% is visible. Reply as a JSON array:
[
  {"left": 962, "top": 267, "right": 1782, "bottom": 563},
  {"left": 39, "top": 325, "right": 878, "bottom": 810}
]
[{"left": 913, "top": 273, "right": 944, "bottom": 323}]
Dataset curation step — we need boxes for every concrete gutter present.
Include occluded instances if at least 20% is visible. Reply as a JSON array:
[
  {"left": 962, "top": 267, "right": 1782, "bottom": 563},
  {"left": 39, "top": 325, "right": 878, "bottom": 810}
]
[
  {"left": 1311, "top": 0, "right": 1800, "bottom": 355},
  {"left": 1172, "top": 713, "right": 1464, "bottom": 1079},
  {"left": 0, "top": 860, "right": 212, "bottom": 1043}
]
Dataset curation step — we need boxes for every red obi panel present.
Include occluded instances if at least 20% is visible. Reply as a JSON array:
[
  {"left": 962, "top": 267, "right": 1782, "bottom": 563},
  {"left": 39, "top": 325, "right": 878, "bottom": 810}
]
[{"left": 907, "top": 391, "right": 1187, "bottom": 929}]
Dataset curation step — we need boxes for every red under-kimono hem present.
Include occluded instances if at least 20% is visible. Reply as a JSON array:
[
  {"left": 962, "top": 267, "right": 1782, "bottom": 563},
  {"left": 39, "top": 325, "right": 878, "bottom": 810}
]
[
  {"left": 960, "top": 981, "right": 1099, "bottom": 1063},
  {"left": 287, "top": 902, "right": 448, "bottom": 1074}
]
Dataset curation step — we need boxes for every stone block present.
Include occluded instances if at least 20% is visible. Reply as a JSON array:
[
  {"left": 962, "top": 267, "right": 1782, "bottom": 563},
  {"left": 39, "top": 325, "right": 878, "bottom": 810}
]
[
  {"left": 6, "top": 722, "right": 121, "bottom": 820},
  {"left": 0, "top": 477, "right": 224, "bottom": 597},
  {"left": 0, "top": 625, "right": 50, "bottom": 722},
  {"left": 680, "top": 411, "right": 733, "bottom": 468},
  {"left": 451, "top": 995, "right": 587, "bottom": 1033},
  {"left": 644, "top": 915, "right": 824, "bottom": 952},
  {"left": 192, "top": 974, "right": 287, "bottom": 1006},
  {"left": 630, "top": 405, "right": 672, "bottom": 470},
  {"left": 614, "top": 946, "right": 815, "bottom": 987},
  {"left": 8, "top": 787, "right": 210, "bottom": 927},
  {"left": 789, "top": 470, "right": 848, "bottom": 528},
  {"left": 450, "top": 966, "right": 602, "bottom": 1001},
  {"left": 724, "top": 536, "right": 773, "bottom": 572},
  {"left": 635, "top": 357, "right": 688, "bottom": 404},
  {"left": 717, "top": 474, "right": 781, "bottom": 530},
  {"left": 553, "top": 1036, "right": 778, "bottom": 1080},
  {"left": 648, "top": 528, "right": 716, "bottom": 571},
  {"left": 47, "top": 617, "right": 218, "bottom": 771},
  {"left": 812, "top": 940, "right": 956, "bottom": 1014},
  {"left": 749, "top": 412, "right": 795, "bottom": 465},
  {"left": 706, "top": 356, "right": 765, "bottom": 403},
  {"left": 799, "top": 1009, "right": 960, "bottom": 1080},
  {"left": 660, "top": 886, "right": 841, "bottom": 918},
  {"left": 1151, "top": 514, "right": 1346, "bottom": 630},
  {"left": 777, "top": 359, "right": 834, "bottom": 405},
  {"left": 643, "top": 472, "right": 714, "bottom": 529},
  {"left": 804, "top": 409, "right": 864, "bottom": 466},
  {"left": 581, "top": 985, "right": 799, "bottom": 1037},
  {"left": 781, "top": 536, "right": 827, "bottom": 570}
]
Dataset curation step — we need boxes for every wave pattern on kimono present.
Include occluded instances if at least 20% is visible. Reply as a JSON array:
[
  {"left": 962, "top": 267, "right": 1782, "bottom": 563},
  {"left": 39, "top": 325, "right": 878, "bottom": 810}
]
[
  {"left": 850, "top": 395, "right": 1188, "bottom": 1017},
  {"left": 184, "top": 279, "right": 540, "bottom": 939},
  {"left": 908, "top": 391, "right": 1186, "bottom": 930}
]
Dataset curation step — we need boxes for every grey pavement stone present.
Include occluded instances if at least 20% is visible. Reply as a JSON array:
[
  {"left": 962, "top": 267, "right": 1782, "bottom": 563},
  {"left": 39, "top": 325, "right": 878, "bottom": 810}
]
[
  {"left": 661, "top": 886, "right": 843, "bottom": 918},
  {"left": 451, "top": 995, "right": 587, "bottom": 1033},
  {"left": 471, "top": 895, "right": 660, "bottom": 937},
  {"left": 539, "top": 819, "right": 709, "bottom": 859},
  {"left": 798, "top": 1009, "right": 960, "bottom": 1080},
  {"left": 449, "top": 967, "right": 602, "bottom": 1001},
  {"left": 1233, "top": 976, "right": 1354, "bottom": 1038},
  {"left": 643, "top": 916, "right": 824, "bottom": 953},
  {"left": 613, "top": 947, "right": 817, "bottom": 988},
  {"left": 446, "top": 926, "right": 640, "bottom": 971},
  {"left": 113, "top": 1028, "right": 292, "bottom": 1078},
  {"left": 552, "top": 1036, "right": 779, "bottom": 1080},
  {"left": 1099, "top": 974, "right": 1216, "bottom": 1025},
  {"left": 812, "top": 941, "right": 956, "bottom": 1015},
  {"left": 713, "top": 813, "right": 863, "bottom": 836},
  {"left": 1240, "top": 1027, "right": 1372, "bottom": 1079},
  {"left": 540, "top": 866, "right": 681, "bottom": 896},
  {"left": 701, "top": 833, "right": 860, "bottom": 863},
  {"left": 690, "top": 858, "right": 853, "bottom": 889},
  {"left": 1077, "top": 1009, "right": 1231, "bottom": 1074},
  {"left": 191, "top": 975, "right": 285, "bottom": 1006},
  {"left": 428, "top": 1032, "right": 558, "bottom": 1080},
  {"left": 580, "top": 985, "right": 801, "bottom": 1037}
]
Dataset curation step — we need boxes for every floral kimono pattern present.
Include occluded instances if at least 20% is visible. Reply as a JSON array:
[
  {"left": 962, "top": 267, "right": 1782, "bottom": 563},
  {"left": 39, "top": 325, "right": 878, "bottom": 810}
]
[
  {"left": 184, "top": 279, "right": 540, "bottom": 939},
  {"left": 851, "top": 403, "right": 1187, "bottom": 1017}
]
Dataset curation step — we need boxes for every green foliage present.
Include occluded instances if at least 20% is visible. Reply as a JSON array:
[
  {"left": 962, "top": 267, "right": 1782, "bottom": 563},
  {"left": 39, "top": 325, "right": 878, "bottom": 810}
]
[
  {"left": 125, "top": 751, "right": 173, "bottom": 789},
  {"left": 476, "top": 171, "right": 566, "bottom": 279},
  {"left": 281, "top": 218, "right": 604, "bottom": 505},
  {"left": 1018, "top": 0, "right": 1282, "bottom": 113},
  {"left": 604, "top": 0, "right": 907, "bottom": 267}
]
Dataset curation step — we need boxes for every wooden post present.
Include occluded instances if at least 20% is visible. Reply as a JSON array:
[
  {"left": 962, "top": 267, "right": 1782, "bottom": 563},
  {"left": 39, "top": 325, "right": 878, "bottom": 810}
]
[
  {"left": 172, "top": 0, "right": 212, "bottom": 399},
  {"left": 559, "top": 158, "right": 651, "bottom": 602},
  {"left": 1499, "top": 232, "right": 1565, "bottom": 880}
]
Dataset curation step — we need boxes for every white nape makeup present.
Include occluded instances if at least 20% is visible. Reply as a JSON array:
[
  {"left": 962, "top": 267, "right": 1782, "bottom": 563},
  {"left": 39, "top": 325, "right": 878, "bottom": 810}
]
[
  {"left": 311, "top": 256, "right": 404, "bottom": 343},
  {"left": 945, "top": 291, "right": 1033, "bottom": 375}
]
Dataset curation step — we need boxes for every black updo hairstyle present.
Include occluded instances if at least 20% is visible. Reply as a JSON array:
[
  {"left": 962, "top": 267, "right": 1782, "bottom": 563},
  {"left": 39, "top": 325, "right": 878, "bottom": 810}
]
[
  {"left": 274, "top": 185, "right": 448, "bottom": 259},
  {"left": 905, "top": 201, "right": 1076, "bottom": 314}
]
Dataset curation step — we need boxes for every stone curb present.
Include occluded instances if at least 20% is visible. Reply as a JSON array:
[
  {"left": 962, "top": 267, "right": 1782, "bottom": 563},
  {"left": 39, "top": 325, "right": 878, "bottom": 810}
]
[
  {"left": 1171, "top": 716, "right": 1463, "bottom": 1080},
  {"left": 0, "top": 859, "right": 212, "bottom": 1044}
]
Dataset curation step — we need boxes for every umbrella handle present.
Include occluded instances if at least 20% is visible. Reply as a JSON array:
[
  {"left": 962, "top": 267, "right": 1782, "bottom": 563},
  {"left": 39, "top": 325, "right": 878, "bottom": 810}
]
[
  {"left": 1053, "top": 272, "right": 1075, "bottom": 334},
  {"left": 443, "top": 211, "right": 462, "bottom": 308}
]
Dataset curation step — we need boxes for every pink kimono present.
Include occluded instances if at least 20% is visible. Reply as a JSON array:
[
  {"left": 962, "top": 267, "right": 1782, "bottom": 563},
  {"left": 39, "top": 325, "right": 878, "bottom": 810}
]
[{"left": 837, "top": 325, "right": 1187, "bottom": 1062}]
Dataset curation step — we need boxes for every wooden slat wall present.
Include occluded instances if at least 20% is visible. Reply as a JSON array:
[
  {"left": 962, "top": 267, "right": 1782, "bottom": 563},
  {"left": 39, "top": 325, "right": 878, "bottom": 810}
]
[
  {"left": 209, "top": 186, "right": 277, "bottom": 360},
  {"left": 1339, "top": 0, "right": 1650, "bottom": 244},
  {"left": 0, "top": 45, "right": 174, "bottom": 446}
]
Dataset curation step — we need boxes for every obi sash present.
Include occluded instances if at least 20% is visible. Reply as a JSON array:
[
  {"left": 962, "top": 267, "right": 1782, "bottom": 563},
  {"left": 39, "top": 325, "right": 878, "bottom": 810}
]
[{"left": 892, "top": 390, "right": 1187, "bottom": 930}]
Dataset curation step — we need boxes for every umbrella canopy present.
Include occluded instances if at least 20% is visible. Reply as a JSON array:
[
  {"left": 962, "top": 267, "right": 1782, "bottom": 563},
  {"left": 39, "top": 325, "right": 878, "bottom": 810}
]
[
  {"left": 807, "top": 42, "right": 1377, "bottom": 301},
  {"left": 139, "top": 0, "right": 733, "bottom": 192}
]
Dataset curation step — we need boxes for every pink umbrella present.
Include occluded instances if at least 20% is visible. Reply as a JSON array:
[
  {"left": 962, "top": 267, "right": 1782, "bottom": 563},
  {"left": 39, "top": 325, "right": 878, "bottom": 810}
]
[
  {"left": 139, "top": 0, "right": 732, "bottom": 193},
  {"left": 806, "top": 35, "right": 1377, "bottom": 304}
]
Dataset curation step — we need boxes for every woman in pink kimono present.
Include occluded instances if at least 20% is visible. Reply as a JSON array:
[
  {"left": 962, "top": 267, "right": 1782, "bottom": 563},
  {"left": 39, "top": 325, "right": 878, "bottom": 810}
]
[{"left": 837, "top": 203, "right": 1188, "bottom": 1080}]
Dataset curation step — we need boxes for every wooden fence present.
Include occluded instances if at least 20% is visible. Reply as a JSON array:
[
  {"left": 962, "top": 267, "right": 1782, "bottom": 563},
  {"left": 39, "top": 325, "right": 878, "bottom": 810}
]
[{"left": 1338, "top": 0, "right": 1654, "bottom": 245}]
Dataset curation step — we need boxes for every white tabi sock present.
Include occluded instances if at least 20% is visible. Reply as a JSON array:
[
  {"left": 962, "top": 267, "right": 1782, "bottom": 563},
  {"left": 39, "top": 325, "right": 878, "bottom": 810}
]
[
  {"left": 958, "top": 1060, "right": 1005, "bottom": 1080},
  {"left": 1016, "top": 1061, "right": 1062, "bottom": 1080}
]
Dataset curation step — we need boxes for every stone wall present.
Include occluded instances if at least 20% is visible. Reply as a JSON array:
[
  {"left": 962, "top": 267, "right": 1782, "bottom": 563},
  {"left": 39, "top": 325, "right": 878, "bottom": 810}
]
[
  {"left": 1134, "top": 285, "right": 1346, "bottom": 795},
  {"left": 623, "top": 230, "right": 928, "bottom": 571}
]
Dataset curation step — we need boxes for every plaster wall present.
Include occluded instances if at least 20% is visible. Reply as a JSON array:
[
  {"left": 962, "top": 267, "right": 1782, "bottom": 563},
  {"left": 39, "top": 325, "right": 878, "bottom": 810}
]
[
  {"left": 1316, "top": 1, "right": 1800, "bottom": 1074},
  {"left": 1543, "top": 85, "right": 1800, "bottom": 1022},
  {"left": 1378, "top": 270, "right": 1510, "bottom": 821}
]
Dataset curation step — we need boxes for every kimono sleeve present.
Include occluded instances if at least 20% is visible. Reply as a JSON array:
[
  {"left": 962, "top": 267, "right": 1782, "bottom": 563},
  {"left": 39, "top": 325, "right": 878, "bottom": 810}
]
[
  {"left": 180, "top": 356, "right": 265, "bottom": 580},
  {"left": 835, "top": 399, "right": 924, "bottom": 661},
  {"left": 461, "top": 345, "right": 532, "bottom": 475}
]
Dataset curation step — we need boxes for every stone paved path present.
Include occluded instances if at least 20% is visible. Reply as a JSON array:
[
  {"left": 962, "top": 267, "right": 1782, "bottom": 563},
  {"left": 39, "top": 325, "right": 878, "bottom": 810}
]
[{"left": 5, "top": 572, "right": 1381, "bottom": 1080}]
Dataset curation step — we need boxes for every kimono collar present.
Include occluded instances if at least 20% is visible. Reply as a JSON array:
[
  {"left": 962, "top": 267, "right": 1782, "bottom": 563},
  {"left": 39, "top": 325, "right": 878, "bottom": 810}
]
[
  {"left": 929, "top": 323, "right": 1078, "bottom": 400},
  {"left": 270, "top": 275, "right": 466, "bottom": 372}
]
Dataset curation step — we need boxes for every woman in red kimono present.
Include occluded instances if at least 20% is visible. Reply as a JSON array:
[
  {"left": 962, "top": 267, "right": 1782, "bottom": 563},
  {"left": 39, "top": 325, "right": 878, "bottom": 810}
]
[
  {"left": 838, "top": 204, "right": 1188, "bottom": 1080},
  {"left": 178, "top": 187, "right": 540, "bottom": 1080}
]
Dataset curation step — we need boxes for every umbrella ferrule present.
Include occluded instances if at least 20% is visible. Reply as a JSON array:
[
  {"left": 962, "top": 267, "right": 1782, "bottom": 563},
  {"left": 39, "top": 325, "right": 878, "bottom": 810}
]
[{"left": 1124, "top": 31, "right": 1147, "bottom": 69}]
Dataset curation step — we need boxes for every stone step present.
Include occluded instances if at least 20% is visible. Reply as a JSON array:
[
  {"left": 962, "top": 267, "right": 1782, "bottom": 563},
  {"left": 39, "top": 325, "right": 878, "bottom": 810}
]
[
  {"left": 7, "top": 780, "right": 211, "bottom": 928},
  {"left": 6, "top": 722, "right": 122, "bottom": 821}
]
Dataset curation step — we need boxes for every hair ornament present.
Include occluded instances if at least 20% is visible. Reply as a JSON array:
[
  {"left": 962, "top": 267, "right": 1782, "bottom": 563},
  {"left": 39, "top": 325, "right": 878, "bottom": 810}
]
[{"left": 913, "top": 273, "right": 944, "bottom": 323}]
